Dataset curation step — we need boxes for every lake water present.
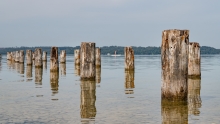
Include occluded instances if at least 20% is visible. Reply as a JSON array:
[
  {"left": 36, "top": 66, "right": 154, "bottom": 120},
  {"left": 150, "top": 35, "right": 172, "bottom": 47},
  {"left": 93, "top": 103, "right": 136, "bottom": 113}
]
[{"left": 0, "top": 54, "right": 220, "bottom": 124}]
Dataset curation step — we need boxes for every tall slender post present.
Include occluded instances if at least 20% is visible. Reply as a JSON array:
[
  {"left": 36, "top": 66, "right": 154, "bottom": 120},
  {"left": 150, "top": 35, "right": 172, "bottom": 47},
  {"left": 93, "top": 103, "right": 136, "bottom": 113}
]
[
  {"left": 188, "top": 42, "right": 201, "bottom": 78},
  {"left": 19, "top": 50, "right": 24, "bottom": 63},
  {"left": 26, "top": 50, "right": 32, "bottom": 65},
  {"left": 34, "top": 48, "right": 42, "bottom": 68},
  {"left": 50, "top": 47, "right": 59, "bottom": 72},
  {"left": 80, "top": 42, "right": 96, "bottom": 80},
  {"left": 95, "top": 48, "right": 101, "bottom": 67},
  {"left": 161, "top": 29, "right": 189, "bottom": 101},
  {"left": 60, "top": 50, "right": 66, "bottom": 63},
  {"left": 74, "top": 49, "right": 80, "bottom": 65},
  {"left": 42, "top": 51, "right": 47, "bottom": 61},
  {"left": 124, "top": 47, "right": 134, "bottom": 71}
]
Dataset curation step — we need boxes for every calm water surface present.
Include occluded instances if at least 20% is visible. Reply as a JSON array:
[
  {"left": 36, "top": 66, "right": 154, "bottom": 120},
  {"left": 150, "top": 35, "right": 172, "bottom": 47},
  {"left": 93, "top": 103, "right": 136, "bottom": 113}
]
[{"left": 0, "top": 55, "right": 220, "bottom": 123}]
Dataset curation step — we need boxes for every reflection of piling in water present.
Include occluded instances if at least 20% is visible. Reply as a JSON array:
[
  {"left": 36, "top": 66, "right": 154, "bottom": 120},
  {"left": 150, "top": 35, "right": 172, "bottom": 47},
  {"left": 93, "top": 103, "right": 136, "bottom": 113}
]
[
  {"left": 75, "top": 64, "right": 80, "bottom": 76},
  {"left": 7, "top": 60, "right": 13, "bottom": 69},
  {"left": 125, "top": 71, "right": 135, "bottom": 94},
  {"left": 74, "top": 49, "right": 80, "bottom": 65},
  {"left": 19, "top": 50, "right": 24, "bottom": 63},
  {"left": 50, "top": 47, "right": 59, "bottom": 72},
  {"left": 60, "top": 50, "right": 66, "bottom": 63},
  {"left": 34, "top": 48, "right": 42, "bottom": 68},
  {"left": 80, "top": 42, "right": 96, "bottom": 80},
  {"left": 26, "top": 50, "right": 32, "bottom": 65},
  {"left": 188, "top": 42, "right": 201, "bottom": 78},
  {"left": 42, "top": 51, "right": 47, "bottom": 61},
  {"left": 80, "top": 80, "right": 96, "bottom": 119},
  {"left": 188, "top": 78, "right": 201, "bottom": 115},
  {"left": 161, "top": 100, "right": 188, "bottom": 124},
  {"left": 60, "top": 63, "right": 66, "bottom": 76},
  {"left": 96, "top": 67, "right": 101, "bottom": 83},
  {"left": 19, "top": 63, "right": 24, "bottom": 74},
  {"left": 26, "top": 65, "right": 32, "bottom": 78},
  {"left": 43, "top": 61, "right": 47, "bottom": 70},
  {"left": 35, "top": 67, "right": 43, "bottom": 85},
  {"left": 124, "top": 47, "right": 134, "bottom": 71},
  {"left": 15, "top": 51, "right": 20, "bottom": 62},
  {"left": 161, "top": 29, "right": 189, "bottom": 101},
  {"left": 50, "top": 71, "right": 59, "bottom": 94},
  {"left": 95, "top": 48, "right": 101, "bottom": 67},
  {"left": 15, "top": 62, "right": 20, "bottom": 73}
]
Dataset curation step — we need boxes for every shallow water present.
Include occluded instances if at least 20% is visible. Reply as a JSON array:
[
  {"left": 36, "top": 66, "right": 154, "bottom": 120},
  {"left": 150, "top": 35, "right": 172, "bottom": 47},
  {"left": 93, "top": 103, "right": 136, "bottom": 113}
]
[{"left": 0, "top": 54, "right": 220, "bottom": 124}]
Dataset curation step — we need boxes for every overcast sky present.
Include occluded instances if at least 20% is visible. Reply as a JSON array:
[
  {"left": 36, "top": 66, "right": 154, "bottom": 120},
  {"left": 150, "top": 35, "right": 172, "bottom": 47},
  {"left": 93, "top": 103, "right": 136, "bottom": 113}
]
[{"left": 0, "top": 0, "right": 220, "bottom": 48}]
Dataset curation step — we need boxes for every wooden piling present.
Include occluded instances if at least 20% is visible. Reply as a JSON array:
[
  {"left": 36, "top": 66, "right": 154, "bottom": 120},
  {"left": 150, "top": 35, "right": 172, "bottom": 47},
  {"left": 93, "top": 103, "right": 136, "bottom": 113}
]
[
  {"left": 95, "top": 48, "right": 101, "bottom": 67},
  {"left": 80, "top": 42, "right": 96, "bottom": 80},
  {"left": 161, "top": 29, "right": 189, "bottom": 101},
  {"left": 60, "top": 50, "right": 66, "bottom": 63},
  {"left": 19, "top": 50, "right": 24, "bottom": 63},
  {"left": 50, "top": 47, "right": 59, "bottom": 72},
  {"left": 26, "top": 50, "right": 32, "bottom": 65},
  {"left": 74, "top": 49, "right": 80, "bottom": 65},
  {"left": 34, "top": 48, "right": 42, "bottom": 68},
  {"left": 7, "top": 52, "right": 12, "bottom": 60},
  {"left": 188, "top": 42, "right": 201, "bottom": 78},
  {"left": 12, "top": 51, "right": 16, "bottom": 61},
  {"left": 188, "top": 78, "right": 201, "bottom": 115},
  {"left": 15, "top": 51, "right": 20, "bottom": 62},
  {"left": 125, "top": 71, "right": 135, "bottom": 94},
  {"left": 75, "top": 64, "right": 80, "bottom": 76},
  {"left": 42, "top": 51, "right": 47, "bottom": 61},
  {"left": 124, "top": 47, "right": 134, "bottom": 71},
  {"left": 80, "top": 80, "right": 96, "bottom": 119},
  {"left": 32, "top": 53, "right": 35, "bottom": 60}
]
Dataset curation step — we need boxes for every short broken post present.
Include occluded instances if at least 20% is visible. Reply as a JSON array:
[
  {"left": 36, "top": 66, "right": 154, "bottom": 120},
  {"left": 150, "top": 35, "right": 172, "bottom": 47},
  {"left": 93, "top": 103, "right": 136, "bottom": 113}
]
[
  {"left": 26, "top": 50, "right": 32, "bottom": 65},
  {"left": 34, "top": 48, "right": 42, "bottom": 68},
  {"left": 95, "top": 48, "right": 101, "bottom": 67},
  {"left": 124, "top": 47, "right": 134, "bottom": 71},
  {"left": 60, "top": 50, "right": 66, "bottom": 63},
  {"left": 50, "top": 47, "right": 59, "bottom": 72},
  {"left": 19, "top": 50, "right": 24, "bottom": 63},
  {"left": 42, "top": 51, "right": 47, "bottom": 61},
  {"left": 161, "top": 29, "right": 189, "bottom": 101},
  {"left": 74, "top": 49, "right": 80, "bottom": 65},
  {"left": 80, "top": 42, "right": 96, "bottom": 80},
  {"left": 188, "top": 42, "right": 201, "bottom": 78}
]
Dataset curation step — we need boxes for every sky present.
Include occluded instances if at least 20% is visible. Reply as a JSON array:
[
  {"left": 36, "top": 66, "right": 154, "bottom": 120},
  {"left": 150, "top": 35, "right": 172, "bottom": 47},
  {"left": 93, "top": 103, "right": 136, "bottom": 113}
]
[{"left": 0, "top": 0, "right": 220, "bottom": 48}]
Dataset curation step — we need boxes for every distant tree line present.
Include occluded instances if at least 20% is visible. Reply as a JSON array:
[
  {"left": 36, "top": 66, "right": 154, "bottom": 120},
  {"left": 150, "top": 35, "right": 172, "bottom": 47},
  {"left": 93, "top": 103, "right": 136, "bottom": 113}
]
[{"left": 0, "top": 46, "right": 220, "bottom": 55}]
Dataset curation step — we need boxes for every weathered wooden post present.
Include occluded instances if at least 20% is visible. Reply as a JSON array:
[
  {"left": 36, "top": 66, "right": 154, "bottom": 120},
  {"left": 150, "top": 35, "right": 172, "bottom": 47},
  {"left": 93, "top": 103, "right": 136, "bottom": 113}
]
[
  {"left": 60, "top": 50, "right": 66, "bottom": 63},
  {"left": 32, "top": 53, "right": 35, "bottom": 60},
  {"left": 15, "top": 51, "right": 20, "bottom": 62},
  {"left": 161, "top": 101, "right": 188, "bottom": 124},
  {"left": 26, "top": 65, "right": 32, "bottom": 79},
  {"left": 95, "top": 48, "right": 101, "bottom": 67},
  {"left": 19, "top": 63, "right": 24, "bottom": 74},
  {"left": 125, "top": 71, "right": 135, "bottom": 94},
  {"left": 50, "top": 71, "right": 59, "bottom": 95},
  {"left": 35, "top": 67, "right": 43, "bottom": 85},
  {"left": 80, "top": 80, "right": 96, "bottom": 119},
  {"left": 74, "top": 49, "right": 80, "bottom": 65},
  {"left": 80, "top": 42, "right": 96, "bottom": 80},
  {"left": 188, "top": 42, "right": 201, "bottom": 78},
  {"left": 26, "top": 50, "right": 32, "bottom": 65},
  {"left": 34, "top": 48, "right": 42, "bottom": 68},
  {"left": 75, "top": 64, "right": 80, "bottom": 76},
  {"left": 161, "top": 29, "right": 189, "bottom": 101},
  {"left": 188, "top": 78, "right": 201, "bottom": 115},
  {"left": 60, "top": 63, "right": 66, "bottom": 76},
  {"left": 12, "top": 51, "right": 16, "bottom": 61},
  {"left": 19, "top": 50, "right": 24, "bottom": 63},
  {"left": 50, "top": 47, "right": 59, "bottom": 72},
  {"left": 42, "top": 51, "right": 47, "bottom": 61},
  {"left": 124, "top": 47, "right": 134, "bottom": 71},
  {"left": 96, "top": 67, "right": 101, "bottom": 83},
  {"left": 7, "top": 52, "right": 12, "bottom": 60}
]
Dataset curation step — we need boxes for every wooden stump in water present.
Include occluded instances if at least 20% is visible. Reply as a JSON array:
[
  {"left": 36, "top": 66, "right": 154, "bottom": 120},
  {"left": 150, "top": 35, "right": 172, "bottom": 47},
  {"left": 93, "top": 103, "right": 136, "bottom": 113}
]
[
  {"left": 19, "top": 50, "right": 24, "bottom": 63},
  {"left": 32, "top": 53, "right": 35, "bottom": 60},
  {"left": 15, "top": 51, "right": 20, "bottom": 62},
  {"left": 60, "top": 50, "right": 66, "bottom": 63},
  {"left": 74, "top": 49, "right": 80, "bottom": 65},
  {"left": 188, "top": 78, "right": 201, "bottom": 115},
  {"left": 26, "top": 50, "right": 32, "bottom": 65},
  {"left": 7, "top": 52, "right": 12, "bottom": 60},
  {"left": 125, "top": 71, "right": 135, "bottom": 94},
  {"left": 80, "top": 80, "right": 96, "bottom": 119},
  {"left": 95, "top": 48, "right": 101, "bottom": 67},
  {"left": 12, "top": 51, "right": 16, "bottom": 61},
  {"left": 188, "top": 42, "right": 201, "bottom": 78},
  {"left": 161, "top": 29, "right": 189, "bottom": 101},
  {"left": 50, "top": 47, "right": 59, "bottom": 72},
  {"left": 124, "top": 47, "right": 134, "bottom": 71},
  {"left": 80, "top": 42, "right": 96, "bottom": 80},
  {"left": 34, "top": 48, "right": 42, "bottom": 68},
  {"left": 42, "top": 51, "right": 47, "bottom": 61}
]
